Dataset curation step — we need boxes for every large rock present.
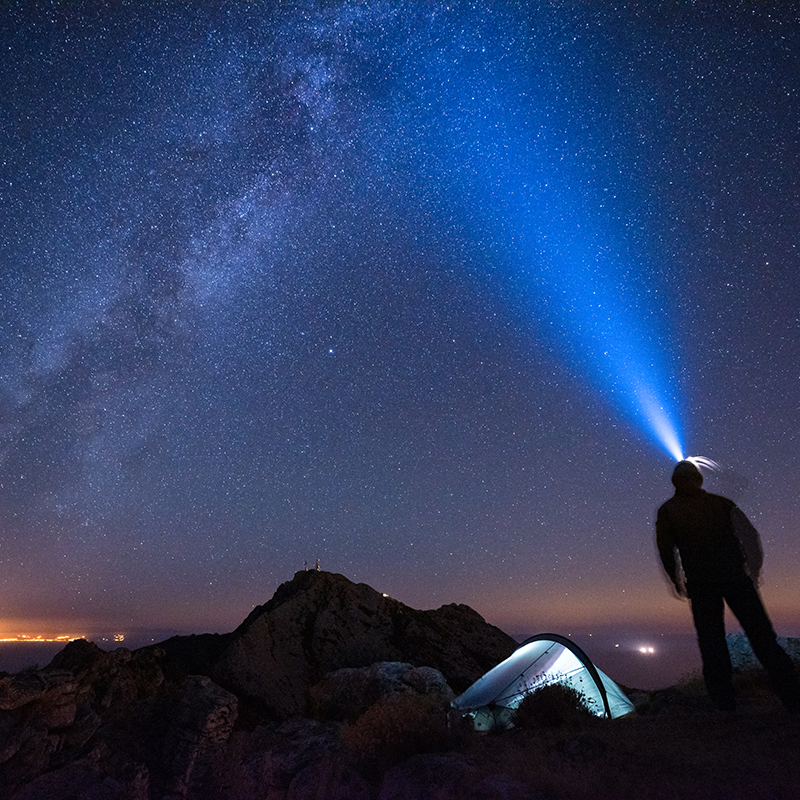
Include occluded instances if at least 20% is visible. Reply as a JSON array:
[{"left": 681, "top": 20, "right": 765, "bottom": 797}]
[
  {"left": 0, "top": 669, "right": 81, "bottom": 787},
  {"left": 47, "top": 638, "right": 166, "bottom": 711},
  {"left": 286, "top": 756, "right": 373, "bottom": 800},
  {"left": 310, "top": 662, "right": 454, "bottom": 721},
  {"left": 208, "top": 570, "right": 516, "bottom": 717},
  {"left": 727, "top": 632, "right": 800, "bottom": 671},
  {"left": 0, "top": 639, "right": 232, "bottom": 799},
  {"left": 9, "top": 759, "right": 150, "bottom": 800},
  {"left": 157, "top": 676, "right": 238, "bottom": 799},
  {"left": 0, "top": 669, "right": 78, "bottom": 718}
]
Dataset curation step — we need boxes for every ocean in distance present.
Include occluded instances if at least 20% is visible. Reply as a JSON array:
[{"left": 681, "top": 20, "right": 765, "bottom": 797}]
[
  {"left": 0, "top": 629, "right": 186, "bottom": 675},
  {"left": 1, "top": 626, "right": 703, "bottom": 690}
]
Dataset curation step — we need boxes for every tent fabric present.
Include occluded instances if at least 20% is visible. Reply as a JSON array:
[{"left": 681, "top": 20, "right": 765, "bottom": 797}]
[{"left": 452, "top": 633, "right": 634, "bottom": 729}]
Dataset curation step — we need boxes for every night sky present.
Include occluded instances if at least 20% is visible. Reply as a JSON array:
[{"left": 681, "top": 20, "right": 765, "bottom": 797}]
[{"left": 2, "top": 2, "right": 799, "bottom": 643}]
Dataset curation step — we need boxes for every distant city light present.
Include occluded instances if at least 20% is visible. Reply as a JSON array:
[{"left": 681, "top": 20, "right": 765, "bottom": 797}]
[
  {"left": 0, "top": 634, "right": 85, "bottom": 643},
  {"left": 638, "top": 645, "right": 656, "bottom": 655}
]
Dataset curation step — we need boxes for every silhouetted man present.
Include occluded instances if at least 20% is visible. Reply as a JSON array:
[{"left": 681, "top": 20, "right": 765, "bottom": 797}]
[{"left": 656, "top": 460, "right": 800, "bottom": 713}]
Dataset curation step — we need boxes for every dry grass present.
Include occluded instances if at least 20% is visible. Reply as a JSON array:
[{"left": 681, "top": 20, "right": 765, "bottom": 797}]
[
  {"left": 512, "top": 682, "right": 595, "bottom": 729},
  {"left": 341, "top": 692, "right": 450, "bottom": 774},
  {"left": 162, "top": 668, "right": 800, "bottom": 799},
  {"left": 459, "top": 669, "right": 800, "bottom": 800}
]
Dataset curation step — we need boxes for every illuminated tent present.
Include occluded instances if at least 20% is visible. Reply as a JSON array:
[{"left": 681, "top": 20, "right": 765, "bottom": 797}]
[{"left": 452, "top": 633, "right": 635, "bottom": 730}]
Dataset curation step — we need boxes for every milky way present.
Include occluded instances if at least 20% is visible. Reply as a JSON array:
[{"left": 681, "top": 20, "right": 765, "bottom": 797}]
[{"left": 2, "top": 2, "right": 799, "bottom": 638}]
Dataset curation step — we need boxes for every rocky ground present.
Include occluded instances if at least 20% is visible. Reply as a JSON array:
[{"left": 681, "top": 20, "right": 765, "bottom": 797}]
[{"left": 1, "top": 570, "right": 798, "bottom": 800}]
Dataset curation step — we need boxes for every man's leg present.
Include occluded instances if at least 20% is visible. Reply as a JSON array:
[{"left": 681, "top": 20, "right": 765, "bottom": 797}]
[
  {"left": 690, "top": 588, "right": 735, "bottom": 710},
  {"left": 725, "top": 578, "right": 800, "bottom": 713}
]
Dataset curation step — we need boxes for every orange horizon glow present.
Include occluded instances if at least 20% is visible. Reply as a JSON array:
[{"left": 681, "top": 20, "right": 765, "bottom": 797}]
[
  {"left": 0, "top": 633, "right": 125, "bottom": 644},
  {"left": 0, "top": 634, "right": 86, "bottom": 643}
]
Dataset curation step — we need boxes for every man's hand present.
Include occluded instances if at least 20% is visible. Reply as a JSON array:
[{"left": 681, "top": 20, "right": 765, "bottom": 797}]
[{"left": 672, "top": 580, "right": 688, "bottom": 599}]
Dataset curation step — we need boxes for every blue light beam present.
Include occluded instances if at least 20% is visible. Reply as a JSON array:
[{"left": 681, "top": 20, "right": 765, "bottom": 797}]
[
  {"left": 527, "top": 234, "right": 685, "bottom": 462},
  {"left": 406, "top": 34, "right": 685, "bottom": 461}
]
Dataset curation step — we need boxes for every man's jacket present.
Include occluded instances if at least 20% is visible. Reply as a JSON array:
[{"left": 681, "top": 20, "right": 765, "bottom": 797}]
[{"left": 656, "top": 487, "right": 762, "bottom": 590}]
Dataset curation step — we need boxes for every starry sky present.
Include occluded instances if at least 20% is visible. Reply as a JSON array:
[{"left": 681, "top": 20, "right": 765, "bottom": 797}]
[{"left": 2, "top": 1, "right": 799, "bottom": 642}]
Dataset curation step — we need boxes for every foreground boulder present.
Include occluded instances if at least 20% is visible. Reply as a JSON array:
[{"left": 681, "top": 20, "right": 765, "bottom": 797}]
[
  {"left": 310, "top": 662, "right": 455, "bottom": 721},
  {"left": 727, "top": 632, "right": 800, "bottom": 671}
]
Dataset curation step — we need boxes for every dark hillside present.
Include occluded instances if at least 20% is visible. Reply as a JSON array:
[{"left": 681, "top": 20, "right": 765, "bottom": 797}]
[{"left": 2, "top": 572, "right": 798, "bottom": 800}]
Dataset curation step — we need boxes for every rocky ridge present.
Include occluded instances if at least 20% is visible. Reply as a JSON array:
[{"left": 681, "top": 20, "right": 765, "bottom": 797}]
[
  {"left": 0, "top": 570, "right": 517, "bottom": 799},
  {"left": 207, "top": 568, "right": 515, "bottom": 717},
  {"left": 9, "top": 571, "right": 796, "bottom": 799}
]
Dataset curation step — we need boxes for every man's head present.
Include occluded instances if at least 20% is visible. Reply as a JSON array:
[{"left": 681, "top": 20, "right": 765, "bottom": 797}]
[{"left": 671, "top": 460, "right": 703, "bottom": 491}]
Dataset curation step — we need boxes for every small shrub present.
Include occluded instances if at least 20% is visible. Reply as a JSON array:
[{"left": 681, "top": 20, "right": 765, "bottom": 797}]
[
  {"left": 341, "top": 692, "right": 449, "bottom": 773},
  {"left": 512, "top": 682, "right": 594, "bottom": 729}
]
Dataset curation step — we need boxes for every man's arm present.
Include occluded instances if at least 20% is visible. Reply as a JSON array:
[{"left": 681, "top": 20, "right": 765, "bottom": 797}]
[
  {"left": 731, "top": 505, "right": 764, "bottom": 583},
  {"left": 656, "top": 506, "right": 685, "bottom": 596}
]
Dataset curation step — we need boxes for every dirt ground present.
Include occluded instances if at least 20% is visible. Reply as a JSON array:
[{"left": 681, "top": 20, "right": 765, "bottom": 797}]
[{"left": 464, "top": 678, "right": 800, "bottom": 800}]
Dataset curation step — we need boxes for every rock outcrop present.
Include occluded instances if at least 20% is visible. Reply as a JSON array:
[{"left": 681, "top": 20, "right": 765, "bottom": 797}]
[
  {"left": 0, "top": 641, "right": 167, "bottom": 797},
  {"left": 0, "top": 571, "right": 518, "bottom": 799},
  {"left": 310, "top": 661, "right": 455, "bottom": 721},
  {"left": 207, "top": 570, "right": 516, "bottom": 717},
  {"left": 727, "top": 632, "right": 800, "bottom": 671}
]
